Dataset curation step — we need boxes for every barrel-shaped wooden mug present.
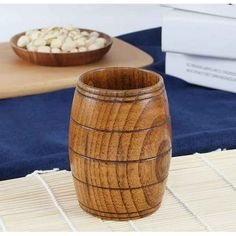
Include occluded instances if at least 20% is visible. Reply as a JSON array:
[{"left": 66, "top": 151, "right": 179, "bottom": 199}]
[{"left": 69, "top": 67, "right": 172, "bottom": 220}]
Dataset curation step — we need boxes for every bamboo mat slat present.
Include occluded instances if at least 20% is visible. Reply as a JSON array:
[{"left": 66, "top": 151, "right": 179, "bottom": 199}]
[{"left": 0, "top": 149, "right": 236, "bottom": 231}]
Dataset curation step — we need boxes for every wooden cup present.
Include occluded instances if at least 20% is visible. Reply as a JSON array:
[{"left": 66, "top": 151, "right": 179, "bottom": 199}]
[{"left": 69, "top": 67, "right": 172, "bottom": 220}]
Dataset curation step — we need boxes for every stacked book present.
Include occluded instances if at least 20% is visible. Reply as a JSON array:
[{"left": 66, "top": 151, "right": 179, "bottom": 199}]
[{"left": 161, "top": 4, "right": 236, "bottom": 93}]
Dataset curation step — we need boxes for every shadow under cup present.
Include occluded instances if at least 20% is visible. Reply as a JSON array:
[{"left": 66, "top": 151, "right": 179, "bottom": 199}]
[{"left": 69, "top": 67, "right": 172, "bottom": 220}]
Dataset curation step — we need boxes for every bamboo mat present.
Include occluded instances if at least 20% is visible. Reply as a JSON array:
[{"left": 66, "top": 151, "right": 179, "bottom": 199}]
[
  {"left": 0, "top": 149, "right": 236, "bottom": 232},
  {"left": 0, "top": 38, "right": 153, "bottom": 99}
]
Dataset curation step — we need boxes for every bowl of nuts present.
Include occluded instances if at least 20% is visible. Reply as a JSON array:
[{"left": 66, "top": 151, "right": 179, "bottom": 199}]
[{"left": 10, "top": 25, "right": 113, "bottom": 66}]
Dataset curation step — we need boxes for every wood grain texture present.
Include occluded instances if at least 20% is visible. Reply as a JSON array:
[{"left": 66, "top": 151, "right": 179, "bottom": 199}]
[
  {"left": 0, "top": 39, "right": 153, "bottom": 99},
  {"left": 69, "top": 67, "right": 172, "bottom": 220},
  {"left": 10, "top": 28, "right": 112, "bottom": 67}
]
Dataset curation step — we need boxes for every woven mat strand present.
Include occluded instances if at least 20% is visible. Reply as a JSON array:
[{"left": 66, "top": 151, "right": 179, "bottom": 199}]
[{"left": 0, "top": 149, "right": 236, "bottom": 231}]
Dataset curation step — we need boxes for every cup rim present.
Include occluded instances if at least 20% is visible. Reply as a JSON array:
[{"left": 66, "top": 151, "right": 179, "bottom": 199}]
[{"left": 77, "top": 67, "right": 164, "bottom": 97}]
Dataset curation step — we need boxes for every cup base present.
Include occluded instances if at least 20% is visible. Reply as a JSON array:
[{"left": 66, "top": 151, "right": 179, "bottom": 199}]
[{"left": 79, "top": 202, "right": 161, "bottom": 221}]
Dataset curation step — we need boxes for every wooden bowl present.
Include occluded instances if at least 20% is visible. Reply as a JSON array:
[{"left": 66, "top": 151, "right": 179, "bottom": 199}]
[{"left": 10, "top": 28, "right": 113, "bottom": 67}]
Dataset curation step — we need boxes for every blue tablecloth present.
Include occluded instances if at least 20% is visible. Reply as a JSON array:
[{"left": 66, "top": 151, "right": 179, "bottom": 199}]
[{"left": 1, "top": 27, "right": 236, "bottom": 180}]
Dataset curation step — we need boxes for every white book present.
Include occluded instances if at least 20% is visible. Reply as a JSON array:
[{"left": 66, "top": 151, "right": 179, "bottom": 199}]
[
  {"left": 166, "top": 52, "right": 236, "bottom": 93},
  {"left": 162, "top": 4, "right": 236, "bottom": 19},
  {"left": 162, "top": 8, "right": 236, "bottom": 59}
]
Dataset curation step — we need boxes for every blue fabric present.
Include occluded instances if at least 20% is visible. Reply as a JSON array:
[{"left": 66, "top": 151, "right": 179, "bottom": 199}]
[{"left": 0, "top": 27, "right": 236, "bottom": 180}]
